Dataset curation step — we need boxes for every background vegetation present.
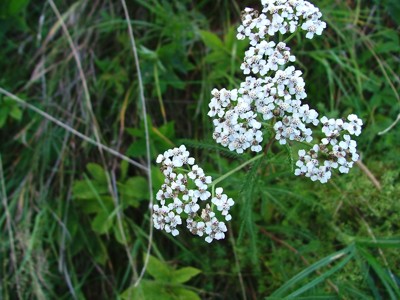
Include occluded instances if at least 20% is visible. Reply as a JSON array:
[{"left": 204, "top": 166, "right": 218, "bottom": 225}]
[{"left": 0, "top": 0, "right": 399, "bottom": 299}]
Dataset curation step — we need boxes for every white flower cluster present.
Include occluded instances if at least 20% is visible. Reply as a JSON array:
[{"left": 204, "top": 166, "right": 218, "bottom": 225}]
[
  {"left": 153, "top": 145, "right": 234, "bottom": 243},
  {"left": 208, "top": 66, "right": 319, "bottom": 153},
  {"left": 241, "top": 41, "right": 296, "bottom": 75},
  {"left": 207, "top": 0, "right": 363, "bottom": 183},
  {"left": 294, "top": 114, "right": 363, "bottom": 183},
  {"left": 237, "top": 0, "right": 327, "bottom": 45}
]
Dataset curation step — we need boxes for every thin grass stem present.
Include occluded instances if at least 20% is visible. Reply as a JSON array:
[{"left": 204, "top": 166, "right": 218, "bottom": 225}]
[{"left": 120, "top": 0, "right": 154, "bottom": 288}]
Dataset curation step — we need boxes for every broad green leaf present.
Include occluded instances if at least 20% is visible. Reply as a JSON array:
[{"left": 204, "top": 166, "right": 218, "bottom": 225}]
[
  {"left": 121, "top": 176, "right": 148, "bottom": 199},
  {"left": 91, "top": 211, "right": 114, "bottom": 234},
  {"left": 86, "top": 163, "right": 108, "bottom": 183},
  {"left": 113, "top": 220, "right": 132, "bottom": 245},
  {"left": 146, "top": 255, "right": 171, "bottom": 281},
  {"left": 121, "top": 280, "right": 171, "bottom": 300},
  {"left": 171, "top": 267, "right": 201, "bottom": 284},
  {"left": 77, "top": 196, "right": 114, "bottom": 214},
  {"left": 72, "top": 180, "right": 108, "bottom": 200},
  {"left": 151, "top": 166, "right": 164, "bottom": 191},
  {"left": 200, "top": 30, "right": 224, "bottom": 51},
  {"left": 172, "top": 287, "right": 201, "bottom": 300},
  {"left": 204, "top": 52, "right": 225, "bottom": 64},
  {"left": 9, "top": 105, "right": 22, "bottom": 120},
  {"left": 158, "top": 121, "right": 175, "bottom": 138},
  {"left": 126, "top": 139, "right": 147, "bottom": 157},
  {"left": 126, "top": 127, "right": 144, "bottom": 138}
]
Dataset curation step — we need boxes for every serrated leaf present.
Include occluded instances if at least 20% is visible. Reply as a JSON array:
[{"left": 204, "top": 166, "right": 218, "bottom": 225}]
[{"left": 171, "top": 267, "right": 201, "bottom": 284}]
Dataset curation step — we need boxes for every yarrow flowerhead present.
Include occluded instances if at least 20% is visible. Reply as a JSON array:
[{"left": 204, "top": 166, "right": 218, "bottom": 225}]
[
  {"left": 153, "top": 145, "right": 234, "bottom": 242},
  {"left": 207, "top": 0, "right": 363, "bottom": 183},
  {"left": 237, "top": 0, "right": 327, "bottom": 44},
  {"left": 293, "top": 114, "right": 362, "bottom": 183}
]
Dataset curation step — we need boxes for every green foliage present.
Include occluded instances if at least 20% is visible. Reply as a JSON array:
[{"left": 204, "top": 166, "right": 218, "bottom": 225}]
[
  {"left": 0, "top": 0, "right": 31, "bottom": 34},
  {"left": 0, "top": 96, "right": 23, "bottom": 128},
  {"left": 126, "top": 118, "right": 176, "bottom": 158},
  {"left": 73, "top": 163, "right": 148, "bottom": 244},
  {"left": 0, "top": 0, "right": 399, "bottom": 299},
  {"left": 121, "top": 255, "right": 201, "bottom": 300},
  {"left": 200, "top": 26, "right": 248, "bottom": 84}
]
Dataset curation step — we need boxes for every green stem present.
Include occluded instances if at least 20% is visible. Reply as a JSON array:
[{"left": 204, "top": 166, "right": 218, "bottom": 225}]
[
  {"left": 283, "top": 31, "right": 298, "bottom": 44},
  {"left": 211, "top": 154, "right": 264, "bottom": 186},
  {"left": 154, "top": 64, "right": 167, "bottom": 124}
]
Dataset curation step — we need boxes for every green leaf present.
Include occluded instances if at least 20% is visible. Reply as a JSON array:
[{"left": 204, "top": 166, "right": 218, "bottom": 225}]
[
  {"left": 91, "top": 210, "right": 114, "bottom": 234},
  {"left": 0, "top": 106, "right": 10, "bottom": 128},
  {"left": 200, "top": 30, "right": 224, "bottom": 50},
  {"left": 120, "top": 176, "right": 148, "bottom": 207},
  {"left": 7, "top": 0, "right": 30, "bottom": 16},
  {"left": 9, "top": 105, "right": 22, "bottom": 121},
  {"left": 171, "top": 267, "right": 201, "bottom": 284},
  {"left": 126, "top": 139, "right": 147, "bottom": 158},
  {"left": 146, "top": 255, "right": 171, "bottom": 281},
  {"left": 151, "top": 166, "right": 165, "bottom": 191},
  {"left": 121, "top": 177, "right": 148, "bottom": 199},
  {"left": 121, "top": 280, "right": 171, "bottom": 300},
  {"left": 120, "top": 160, "right": 129, "bottom": 181},
  {"left": 172, "top": 287, "right": 201, "bottom": 300},
  {"left": 126, "top": 127, "right": 144, "bottom": 138},
  {"left": 91, "top": 237, "right": 109, "bottom": 265},
  {"left": 72, "top": 180, "right": 108, "bottom": 200},
  {"left": 356, "top": 237, "right": 400, "bottom": 248},
  {"left": 158, "top": 121, "right": 175, "bottom": 138},
  {"left": 113, "top": 220, "right": 131, "bottom": 245},
  {"left": 86, "top": 163, "right": 107, "bottom": 183}
]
